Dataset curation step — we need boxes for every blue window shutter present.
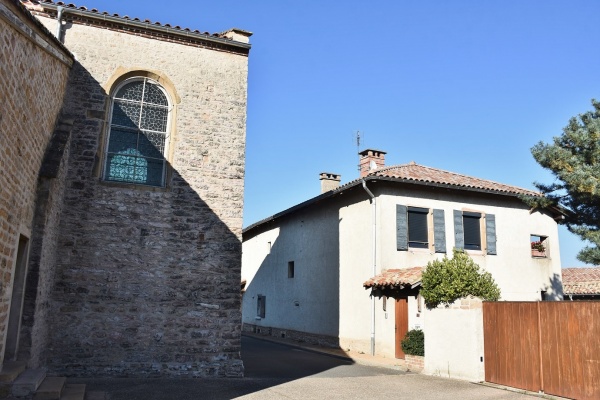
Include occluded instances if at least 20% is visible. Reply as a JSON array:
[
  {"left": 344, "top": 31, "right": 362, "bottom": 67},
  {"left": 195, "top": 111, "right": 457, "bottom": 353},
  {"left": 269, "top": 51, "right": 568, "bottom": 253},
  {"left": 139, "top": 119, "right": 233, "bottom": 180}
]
[
  {"left": 397, "top": 205, "right": 408, "bottom": 251},
  {"left": 453, "top": 210, "right": 464, "bottom": 250},
  {"left": 486, "top": 214, "right": 497, "bottom": 255},
  {"left": 433, "top": 209, "right": 446, "bottom": 253}
]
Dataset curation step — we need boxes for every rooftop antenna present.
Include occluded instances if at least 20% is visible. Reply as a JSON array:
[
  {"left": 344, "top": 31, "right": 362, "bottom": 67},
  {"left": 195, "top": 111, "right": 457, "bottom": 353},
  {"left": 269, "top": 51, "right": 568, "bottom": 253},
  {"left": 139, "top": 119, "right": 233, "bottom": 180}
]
[{"left": 356, "top": 130, "right": 362, "bottom": 173}]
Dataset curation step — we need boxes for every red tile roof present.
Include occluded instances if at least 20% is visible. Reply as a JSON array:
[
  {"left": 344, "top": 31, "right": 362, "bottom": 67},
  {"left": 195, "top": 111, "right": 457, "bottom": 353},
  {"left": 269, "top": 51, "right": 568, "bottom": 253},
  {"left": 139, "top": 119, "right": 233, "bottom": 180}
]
[
  {"left": 366, "top": 162, "right": 541, "bottom": 197},
  {"left": 562, "top": 267, "right": 600, "bottom": 295},
  {"left": 244, "top": 160, "right": 559, "bottom": 238},
  {"left": 364, "top": 267, "right": 423, "bottom": 289},
  {"left": 22, "top": 0, "right": 244, "bottom": 39}
]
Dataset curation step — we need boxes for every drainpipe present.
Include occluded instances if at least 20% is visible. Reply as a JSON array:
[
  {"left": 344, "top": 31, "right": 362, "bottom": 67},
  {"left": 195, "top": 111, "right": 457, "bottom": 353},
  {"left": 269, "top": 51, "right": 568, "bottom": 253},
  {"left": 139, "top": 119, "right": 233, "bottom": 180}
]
[
  {"left": 361, "top": 180, "right": 376, "bottom": 356},
  {"left": 56, "top": 6, "right": 65, "bottom": 42}
]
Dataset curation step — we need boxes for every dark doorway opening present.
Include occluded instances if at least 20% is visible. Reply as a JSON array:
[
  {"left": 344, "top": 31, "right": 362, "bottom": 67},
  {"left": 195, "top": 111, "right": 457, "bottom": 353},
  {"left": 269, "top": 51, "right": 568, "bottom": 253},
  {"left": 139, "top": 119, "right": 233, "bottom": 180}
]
[{"left": 4, "top": 235, "right": 30, "bottom": 362}]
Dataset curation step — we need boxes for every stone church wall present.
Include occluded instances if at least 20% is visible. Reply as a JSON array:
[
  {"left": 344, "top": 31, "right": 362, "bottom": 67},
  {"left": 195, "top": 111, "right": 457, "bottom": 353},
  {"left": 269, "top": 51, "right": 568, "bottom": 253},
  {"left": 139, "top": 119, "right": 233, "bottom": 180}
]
[
  {"left": 34, "top": 13, "right": 248, "bottom": 377},
  {"left": 0, "top": 0, "right": 72, "bottom": 365}
]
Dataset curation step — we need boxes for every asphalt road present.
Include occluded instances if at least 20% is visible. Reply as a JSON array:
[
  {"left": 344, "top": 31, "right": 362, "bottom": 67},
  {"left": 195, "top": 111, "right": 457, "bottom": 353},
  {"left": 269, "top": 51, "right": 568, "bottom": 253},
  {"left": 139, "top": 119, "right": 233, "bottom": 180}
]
[{"left": 70, "top": 335, "right": 541, "bottom": 400}]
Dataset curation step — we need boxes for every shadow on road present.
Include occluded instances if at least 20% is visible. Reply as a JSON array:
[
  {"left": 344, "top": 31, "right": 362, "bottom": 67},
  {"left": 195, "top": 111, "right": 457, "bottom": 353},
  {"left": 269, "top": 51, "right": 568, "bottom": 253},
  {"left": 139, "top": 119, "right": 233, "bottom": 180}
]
[
  {"left": 241, "top": 335, "right": 354, "bottom": 379},
  {"left": 69, "top": 335, "right": 356, "bottom": 400}
]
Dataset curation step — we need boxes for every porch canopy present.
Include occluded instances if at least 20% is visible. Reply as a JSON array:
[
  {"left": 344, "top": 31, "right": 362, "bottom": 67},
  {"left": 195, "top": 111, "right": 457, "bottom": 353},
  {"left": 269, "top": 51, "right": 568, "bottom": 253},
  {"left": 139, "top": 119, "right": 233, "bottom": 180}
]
[{"left": 363, "top": 266, "right": 423, "bottom": 299}]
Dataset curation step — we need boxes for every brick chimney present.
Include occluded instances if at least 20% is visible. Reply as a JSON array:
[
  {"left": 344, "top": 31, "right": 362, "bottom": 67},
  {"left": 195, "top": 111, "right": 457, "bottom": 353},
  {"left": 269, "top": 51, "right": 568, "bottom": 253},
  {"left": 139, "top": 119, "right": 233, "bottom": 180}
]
[
  {"left": 359, "top": 149, "right": 386, "bottom": 177},
  {"left": 319, "top": 172, "right": 341, "bottom": 193}
]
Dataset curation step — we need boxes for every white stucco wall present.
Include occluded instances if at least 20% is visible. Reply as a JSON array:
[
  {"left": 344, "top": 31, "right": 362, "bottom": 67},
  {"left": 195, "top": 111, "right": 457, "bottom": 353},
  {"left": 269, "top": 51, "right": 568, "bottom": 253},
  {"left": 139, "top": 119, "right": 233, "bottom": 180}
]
[
  {"left": 338, "top": 194, "right": 373, "bottom": 352},
  {"left": 241, "top": 201, "right": 341, "bottom": 337},
  {"left": 423, "top": 303, "right": 485, "bottom": 382}
]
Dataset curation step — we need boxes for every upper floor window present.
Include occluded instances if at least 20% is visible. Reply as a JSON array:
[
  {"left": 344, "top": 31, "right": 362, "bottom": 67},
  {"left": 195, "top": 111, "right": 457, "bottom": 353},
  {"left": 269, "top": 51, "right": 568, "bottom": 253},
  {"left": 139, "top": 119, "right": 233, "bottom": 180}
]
[
  {"left": 453, "top": 210, "right": 496, "bottom": 255},
  {"left": 462, "top": 212, "right": 482, "bottom": 250},
  {"left": 531, "top": 234, "right": 548, "bottom": 258},
  {"left": 103, "top": 78, "right": 171, "bottom": 187},
  {"left": 397, "top": 205, "right": 446, "bottom": 253},
  {"left": 408, "top": 207, "right": 429, "bottom": 248}
]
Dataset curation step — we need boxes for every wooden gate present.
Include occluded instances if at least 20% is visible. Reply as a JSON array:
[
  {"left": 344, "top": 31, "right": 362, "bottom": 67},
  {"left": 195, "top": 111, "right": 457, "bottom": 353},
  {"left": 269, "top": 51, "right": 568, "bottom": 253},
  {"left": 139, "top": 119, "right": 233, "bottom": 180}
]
[{"left": 483, "top": 301, "right": 600, "bottom": 400}]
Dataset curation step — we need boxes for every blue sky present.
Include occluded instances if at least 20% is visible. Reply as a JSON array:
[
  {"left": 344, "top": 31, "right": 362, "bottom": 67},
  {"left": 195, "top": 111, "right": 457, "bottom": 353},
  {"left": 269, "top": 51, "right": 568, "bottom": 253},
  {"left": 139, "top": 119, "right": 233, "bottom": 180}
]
[{"left": 80, "top": 1, "right": 598, "bottom": 267}]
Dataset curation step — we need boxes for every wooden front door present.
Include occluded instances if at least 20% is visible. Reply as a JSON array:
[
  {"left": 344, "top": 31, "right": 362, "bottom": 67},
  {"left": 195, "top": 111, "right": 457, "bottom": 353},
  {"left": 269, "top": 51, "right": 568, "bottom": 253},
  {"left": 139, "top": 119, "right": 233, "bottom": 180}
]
[{"left": 395, "top": 297, "right": 409, "bottom": 359}]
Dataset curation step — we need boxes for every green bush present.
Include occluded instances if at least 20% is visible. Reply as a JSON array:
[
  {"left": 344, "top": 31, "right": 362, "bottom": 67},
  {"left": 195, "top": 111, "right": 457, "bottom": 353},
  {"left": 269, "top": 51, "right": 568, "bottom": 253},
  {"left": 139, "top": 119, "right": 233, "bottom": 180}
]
[
  {"left": 401, "top": 329, "right": 424, "bottom": 356},
  {"left": 421, "top": 249, "right": 501, "bottom": 309}
]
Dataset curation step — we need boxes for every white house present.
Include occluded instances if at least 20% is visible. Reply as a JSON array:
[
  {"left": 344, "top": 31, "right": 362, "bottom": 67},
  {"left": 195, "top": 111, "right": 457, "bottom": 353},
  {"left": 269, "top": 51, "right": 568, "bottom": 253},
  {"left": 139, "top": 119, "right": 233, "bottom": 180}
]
[{"left": 241, "top": 149, "right": 563, "bottom": 375}]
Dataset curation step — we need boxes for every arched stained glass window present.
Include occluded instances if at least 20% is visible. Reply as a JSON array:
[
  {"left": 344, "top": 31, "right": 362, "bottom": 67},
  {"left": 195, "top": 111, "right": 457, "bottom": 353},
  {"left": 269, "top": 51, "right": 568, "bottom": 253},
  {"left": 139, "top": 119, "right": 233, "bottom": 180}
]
[{"left": 104, "top": 78, "right": 170, "bottom": 186}]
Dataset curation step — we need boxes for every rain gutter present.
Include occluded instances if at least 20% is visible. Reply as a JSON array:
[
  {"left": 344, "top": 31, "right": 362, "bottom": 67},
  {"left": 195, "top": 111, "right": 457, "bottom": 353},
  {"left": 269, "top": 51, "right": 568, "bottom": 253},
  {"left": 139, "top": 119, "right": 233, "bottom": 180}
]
[
  {"left": 55, "top": 5, "right": 63, "bottom": 40},
  {"left": 361, "top": 179, "right": 376, "bottom": 356}
]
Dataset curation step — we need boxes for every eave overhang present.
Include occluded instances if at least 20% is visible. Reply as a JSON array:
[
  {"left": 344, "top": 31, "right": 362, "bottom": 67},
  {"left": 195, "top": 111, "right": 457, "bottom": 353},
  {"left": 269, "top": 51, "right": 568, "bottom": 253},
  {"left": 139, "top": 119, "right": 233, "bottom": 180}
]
[
  {"left": 30, "top": 1, "right": 252, "bottom": 55},
  {"left": 243, "top": 175, "right": 565, "bottom": 240}
]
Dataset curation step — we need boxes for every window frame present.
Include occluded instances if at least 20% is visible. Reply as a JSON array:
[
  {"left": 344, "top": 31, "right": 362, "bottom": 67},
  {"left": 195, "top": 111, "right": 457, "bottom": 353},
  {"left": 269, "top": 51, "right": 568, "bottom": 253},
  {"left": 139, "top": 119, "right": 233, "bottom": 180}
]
[
  {"left": 453, "top": 209, "right": 496, "bottom": 255},
  {"left": 397, "top": 205, "right": 446, "bottom": 253},
  {"left": 462, "top": 211, "right": 482, "bottom": 251},
  {"left": 102, "top": 77, "right": 173, "bottom": 187},
  {"left": 256, "top": 295, "right": 266, "bottom": 318},
  {"left": 407, "top": 206, "right": 430, "bottom": 249},
  {"left": 530, "top": 234, "right": 548, "bottom": 258}
]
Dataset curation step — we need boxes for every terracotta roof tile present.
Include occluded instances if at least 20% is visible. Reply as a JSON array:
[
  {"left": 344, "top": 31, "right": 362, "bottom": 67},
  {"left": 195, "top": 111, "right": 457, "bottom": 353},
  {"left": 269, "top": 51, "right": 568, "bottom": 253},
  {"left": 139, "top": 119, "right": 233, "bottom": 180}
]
[
  {"left": 365, "top": 162, "right": 541, "bottom": 197},
  {"left": 364, "top": 267, "right": 423, "bottom": 289},
  {"left": 244, "top": 159, "right": 558, "bottom": 238},
  {"left": 562, "top": 267, "right": 600, "bottom": 295},
  {"left": 26, "top": 0, "right": 232, "bottom": 39}
]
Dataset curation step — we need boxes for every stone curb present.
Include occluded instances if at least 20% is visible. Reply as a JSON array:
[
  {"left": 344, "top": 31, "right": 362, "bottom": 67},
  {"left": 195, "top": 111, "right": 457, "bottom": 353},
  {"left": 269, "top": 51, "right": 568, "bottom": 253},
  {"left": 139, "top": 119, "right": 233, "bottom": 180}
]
[{"left": 242, "top": 333, "right": 354, "bottom": 362}]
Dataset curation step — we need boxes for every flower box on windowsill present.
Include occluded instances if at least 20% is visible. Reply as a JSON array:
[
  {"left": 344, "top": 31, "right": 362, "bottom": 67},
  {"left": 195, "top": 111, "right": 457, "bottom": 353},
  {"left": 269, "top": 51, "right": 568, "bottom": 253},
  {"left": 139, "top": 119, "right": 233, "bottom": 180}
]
[{"left": 531, "top": 249, "right": 546, "bottom": 258}]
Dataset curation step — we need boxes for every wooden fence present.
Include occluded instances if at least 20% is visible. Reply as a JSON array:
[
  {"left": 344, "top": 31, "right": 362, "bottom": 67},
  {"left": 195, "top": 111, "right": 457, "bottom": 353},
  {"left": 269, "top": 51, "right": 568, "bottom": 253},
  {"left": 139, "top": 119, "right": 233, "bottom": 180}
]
[{"left": 483, "top": 301, "right": 600, "bottom": 400}]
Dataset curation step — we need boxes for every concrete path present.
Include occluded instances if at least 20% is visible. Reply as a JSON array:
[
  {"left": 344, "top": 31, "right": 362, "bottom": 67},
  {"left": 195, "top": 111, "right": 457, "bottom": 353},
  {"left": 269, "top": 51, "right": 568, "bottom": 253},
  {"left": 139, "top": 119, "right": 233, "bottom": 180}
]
[{"left": 236, "top": 373, "right": 541, "bottom": 400}]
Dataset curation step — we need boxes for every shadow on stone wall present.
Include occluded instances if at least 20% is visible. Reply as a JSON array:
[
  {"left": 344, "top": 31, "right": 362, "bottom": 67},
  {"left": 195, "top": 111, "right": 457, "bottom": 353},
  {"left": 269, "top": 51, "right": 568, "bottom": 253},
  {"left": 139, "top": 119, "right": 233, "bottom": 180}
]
[
  {"left": 20, "top": 114, "right": 74, "bottom": 368},
  {"left": 21, "top": 60, "right": 245, "bottom": 378}
]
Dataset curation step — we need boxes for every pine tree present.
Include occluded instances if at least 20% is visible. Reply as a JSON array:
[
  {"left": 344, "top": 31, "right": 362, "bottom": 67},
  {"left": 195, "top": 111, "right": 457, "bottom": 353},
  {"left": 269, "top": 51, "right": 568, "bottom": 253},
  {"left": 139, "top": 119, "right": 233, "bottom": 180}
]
[{"left": 526, "top": 99, "right": 600, "bottom": 265}]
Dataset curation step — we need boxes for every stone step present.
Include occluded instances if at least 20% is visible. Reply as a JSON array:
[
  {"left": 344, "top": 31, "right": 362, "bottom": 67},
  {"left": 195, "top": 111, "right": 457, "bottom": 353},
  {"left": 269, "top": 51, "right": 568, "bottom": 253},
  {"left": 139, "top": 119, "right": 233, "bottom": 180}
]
[
  {"left": 59, "top": 384, "right": 85, "bottom": 400},
  {"left": 34, "top": 376, "right": 66, "bottom": 400},
  {"left": 0, "top": 361, "right": 27, "bottom": 383},
  {"left": 12, "top": 368, "right": 46, "bottom": 397},
  {"left": 84, "top": 391, "right": 107, "bottom": 400}
]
